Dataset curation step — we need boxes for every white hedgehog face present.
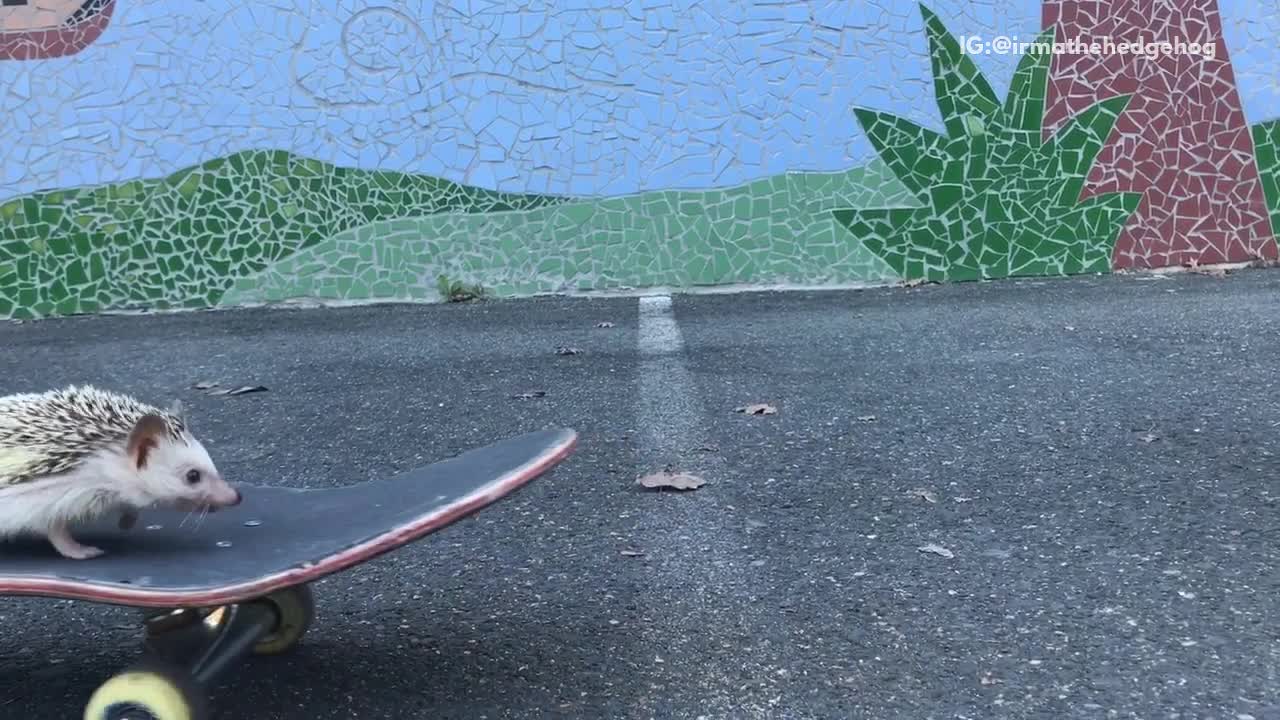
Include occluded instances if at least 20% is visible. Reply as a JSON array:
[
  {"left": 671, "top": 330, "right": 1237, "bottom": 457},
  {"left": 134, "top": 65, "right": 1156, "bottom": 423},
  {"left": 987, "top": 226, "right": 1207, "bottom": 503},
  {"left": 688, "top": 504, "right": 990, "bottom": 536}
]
[{"left": 125, "top": 414, "right": 242, "bottom": 511}]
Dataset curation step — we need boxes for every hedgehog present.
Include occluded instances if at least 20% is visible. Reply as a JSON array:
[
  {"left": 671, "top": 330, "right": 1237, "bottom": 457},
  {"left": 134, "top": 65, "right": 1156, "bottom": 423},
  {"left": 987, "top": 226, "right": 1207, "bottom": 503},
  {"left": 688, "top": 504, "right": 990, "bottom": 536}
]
[{"left": 0, "top": 385, "right": 242, "bottom": 559}]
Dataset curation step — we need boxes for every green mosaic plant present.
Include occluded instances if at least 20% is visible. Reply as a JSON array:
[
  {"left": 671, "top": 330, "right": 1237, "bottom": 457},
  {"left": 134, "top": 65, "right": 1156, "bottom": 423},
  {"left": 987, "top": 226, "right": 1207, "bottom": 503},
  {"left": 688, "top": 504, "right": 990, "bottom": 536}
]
[
  {"left": 832, "top": 4, "right": 1143, "bottom": 282},
  {"left": 1252, "top": 120, "right": 1280, "bottom": 237},
  {"left": 0, "top": 149, "right": 564, "bottom": 319},
  {"left": 436, "top": 274, "right": 487, "bottom": 302}
]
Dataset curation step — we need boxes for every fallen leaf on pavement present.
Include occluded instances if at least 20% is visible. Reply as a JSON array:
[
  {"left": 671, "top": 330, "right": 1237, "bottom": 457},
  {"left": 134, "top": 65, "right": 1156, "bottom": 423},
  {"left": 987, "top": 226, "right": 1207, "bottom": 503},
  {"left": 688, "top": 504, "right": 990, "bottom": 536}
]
[
  {"left": 857, "top": 415, "right": 877, "bottom": 422},
  {"left": 1185, "top": 259, "right": 1228, "bottom": 278},
  {"left": 595, "top": 321, "right": 616, "bottom": 328},
  {"left": 512, "top": 391, "right": 547, "bottom": 399},
  {"left": 907, "top": 488, "right": 938, "bottom": 503},
  {"left": 212, "top": 385, "right": 268, "bottom": 397},
  {"left": 1138, "top": 432, "right": 1159, "bottom": 443},
  {"left": 918, "top": 543, "right": 954, "bottom": 559},
  {"left": 637, "top": 471, "right": 706, "bottom": 490},
  {"left": 620, "top": 550, "right": 645, "bottom": 557},
  {"left": 193, "top": 381, "right": 219, "bottom": 390},
  {"left": 736, "top": 403, "right": 777, "bottom": 415},
  {"left": 555, "top": 346, "right": 582, "bottom": 355}
]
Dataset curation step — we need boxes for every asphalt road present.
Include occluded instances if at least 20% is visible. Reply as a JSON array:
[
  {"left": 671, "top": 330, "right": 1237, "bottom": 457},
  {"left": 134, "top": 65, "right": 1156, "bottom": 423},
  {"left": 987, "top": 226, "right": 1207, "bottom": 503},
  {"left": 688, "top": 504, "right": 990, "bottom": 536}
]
[{"left": 1, "top": 270, "right": 1278, "bottom": 720}]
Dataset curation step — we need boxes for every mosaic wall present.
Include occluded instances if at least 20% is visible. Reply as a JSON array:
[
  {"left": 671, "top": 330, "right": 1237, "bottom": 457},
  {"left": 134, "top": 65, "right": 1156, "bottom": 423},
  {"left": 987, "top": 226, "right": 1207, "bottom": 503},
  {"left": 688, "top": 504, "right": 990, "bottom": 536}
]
[
  {"left": 1, "top": 0, "right": 1278, "bottom": 318},
  {"left": 1041, "top": 0, "right": 1276, "bottom": 269}
]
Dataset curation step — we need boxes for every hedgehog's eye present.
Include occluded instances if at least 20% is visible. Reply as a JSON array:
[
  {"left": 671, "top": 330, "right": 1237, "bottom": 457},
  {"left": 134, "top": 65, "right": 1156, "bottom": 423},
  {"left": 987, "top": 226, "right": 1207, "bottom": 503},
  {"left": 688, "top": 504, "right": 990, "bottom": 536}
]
[{"left": 185, "top": 469, "right": 202, "bottom": 485}]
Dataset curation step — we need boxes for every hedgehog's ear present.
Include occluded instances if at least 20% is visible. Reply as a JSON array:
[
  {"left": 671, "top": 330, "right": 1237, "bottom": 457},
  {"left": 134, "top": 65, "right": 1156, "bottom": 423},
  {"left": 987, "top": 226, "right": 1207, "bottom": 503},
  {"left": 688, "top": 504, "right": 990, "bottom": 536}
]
[{"left": 127, "top": 414, "right": 168, "bottom": 470}]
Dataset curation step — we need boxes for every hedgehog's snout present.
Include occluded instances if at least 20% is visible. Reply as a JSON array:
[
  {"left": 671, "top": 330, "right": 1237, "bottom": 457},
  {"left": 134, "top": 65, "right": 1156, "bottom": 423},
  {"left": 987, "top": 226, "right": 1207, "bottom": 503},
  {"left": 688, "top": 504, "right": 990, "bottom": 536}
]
[{"left": 209, "top": 482, "right": 242, "bottom": 509}]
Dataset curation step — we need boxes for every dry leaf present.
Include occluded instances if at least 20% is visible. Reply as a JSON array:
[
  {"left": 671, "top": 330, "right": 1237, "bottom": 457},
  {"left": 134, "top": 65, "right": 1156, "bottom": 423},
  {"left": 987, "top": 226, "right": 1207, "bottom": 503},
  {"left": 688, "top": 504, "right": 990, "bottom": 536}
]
[
  {"left": 512, "top": 391, "right": 547, "bottom": 399},
  {"left": 595, "top": 321, "right": 616, "bottom": 328},
  {"left": 735, "top": 403, "right": 777, "bottom": 415},
  {"left": 1138, "top": 432, "right": 1159, "bottom": 443},
  {"left": 979, "top": 673, "right": 1002, "bottom": 686},
  {"left": 193, "top": 381, "right": 218, "bottom": 390},
  {"left": 555, "top": 346, "right": 582, "bottom": 355},
  {"left": 212, "top": 385, "right": 268, "bottom": 396},
  {"left": 636, "top": 471, "right": 706, "bottom": 491},
  {"left": 918, "top": 543, "right": 954, "bottom": 559},
  {"left": 1185, "top": 259, "right": 1228, "bottom": 278},
  {"left": 908, "top": 488, "right": 938, "bottom": 503},
  {"left": 620, "top": 550, "right": 645, "bottom": 557},
  {"left": 857, "top": 415, "right": 877, "bottom": 422}
]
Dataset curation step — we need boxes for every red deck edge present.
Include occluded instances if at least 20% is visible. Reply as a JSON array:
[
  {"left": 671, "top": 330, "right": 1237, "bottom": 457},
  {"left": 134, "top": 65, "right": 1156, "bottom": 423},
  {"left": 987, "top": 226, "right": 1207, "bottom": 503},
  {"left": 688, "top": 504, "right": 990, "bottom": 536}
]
[{"left": 0, "top": 430, "right": 578, "bottom": 607}]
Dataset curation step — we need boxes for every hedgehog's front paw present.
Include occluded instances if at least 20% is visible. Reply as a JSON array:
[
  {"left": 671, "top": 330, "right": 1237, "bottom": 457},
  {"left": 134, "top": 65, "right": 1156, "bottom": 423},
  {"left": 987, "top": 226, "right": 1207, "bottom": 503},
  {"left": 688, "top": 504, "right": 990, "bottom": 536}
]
[
  {"left": 58, "top": 543, "right": 105, "bottom": 560},
  {"left": 48, "top": 524, "right": 105, "bottom": 560}
]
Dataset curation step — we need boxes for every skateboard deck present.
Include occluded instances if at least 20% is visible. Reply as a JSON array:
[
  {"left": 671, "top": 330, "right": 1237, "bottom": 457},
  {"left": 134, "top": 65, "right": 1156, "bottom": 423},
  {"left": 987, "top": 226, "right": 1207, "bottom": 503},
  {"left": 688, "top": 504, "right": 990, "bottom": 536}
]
[{"left": 0, "top": 427, "right": 577, "bottom": 608}]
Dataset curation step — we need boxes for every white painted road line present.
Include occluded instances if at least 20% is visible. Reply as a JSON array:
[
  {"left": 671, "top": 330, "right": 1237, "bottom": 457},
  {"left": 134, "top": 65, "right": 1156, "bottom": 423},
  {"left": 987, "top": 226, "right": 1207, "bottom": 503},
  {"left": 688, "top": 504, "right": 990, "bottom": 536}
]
[
  {"left": 631, "top": 294, "right": 751, "bottom": 716},
  {"left": 636, "top": 294, "right": 699, "bottom": 462},
  {"left": 638, "top": 294, "right": 683, "bottom": 355}
]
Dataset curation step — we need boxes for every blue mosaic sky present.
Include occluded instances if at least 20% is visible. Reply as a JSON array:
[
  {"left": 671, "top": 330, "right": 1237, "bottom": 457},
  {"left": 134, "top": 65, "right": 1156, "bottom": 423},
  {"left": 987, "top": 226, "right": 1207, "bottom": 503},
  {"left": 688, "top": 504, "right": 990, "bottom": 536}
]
[{"left": 1, "top": 0, "right": 1277, "bottom": 201}]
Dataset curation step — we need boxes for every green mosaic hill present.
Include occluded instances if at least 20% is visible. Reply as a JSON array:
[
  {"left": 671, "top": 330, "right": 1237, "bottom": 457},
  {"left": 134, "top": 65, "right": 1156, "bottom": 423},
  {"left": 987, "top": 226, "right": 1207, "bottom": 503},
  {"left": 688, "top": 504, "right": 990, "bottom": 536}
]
[
  {"left": 220, "top": 160, "right": 923, "bottom": 306},
  {"left": 0, "top": 149, "right": 568, "bottom": 318},
  {"left": 0, "top": 149, "right": 923, "bottom": 319}
]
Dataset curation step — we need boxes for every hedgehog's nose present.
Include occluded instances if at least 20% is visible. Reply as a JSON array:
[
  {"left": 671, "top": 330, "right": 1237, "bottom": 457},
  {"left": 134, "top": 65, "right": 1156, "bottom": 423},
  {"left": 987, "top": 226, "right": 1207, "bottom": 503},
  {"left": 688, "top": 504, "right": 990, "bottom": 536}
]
[{"left": 229, "top": 489, "right": 242, "bottom": 506}]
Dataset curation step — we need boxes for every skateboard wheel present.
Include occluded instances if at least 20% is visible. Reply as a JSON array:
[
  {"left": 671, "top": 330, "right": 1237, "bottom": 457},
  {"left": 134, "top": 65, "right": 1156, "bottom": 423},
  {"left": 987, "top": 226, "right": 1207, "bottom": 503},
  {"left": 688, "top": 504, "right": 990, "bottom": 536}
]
[
  {"left": 252, "top": 584, "right": 315, "bottom": 655},
  {"left": 83, "top": 661, "right": 209, "bottom": 720}
]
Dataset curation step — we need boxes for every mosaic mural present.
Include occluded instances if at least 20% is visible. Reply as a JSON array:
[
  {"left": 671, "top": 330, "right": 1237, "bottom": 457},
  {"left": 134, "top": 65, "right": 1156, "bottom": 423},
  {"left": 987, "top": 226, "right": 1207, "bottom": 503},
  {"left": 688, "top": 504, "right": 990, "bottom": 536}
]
[
  {"left": 0, "top": 0, "right": 115, "bottom": 60},
  {"left": 831, "top": 8, "right": 1141, "bottom": 281},
  {"left": 0, "top": 151, "right": 565, "bottom": 317},
  {"left": 1041, "top": 0, "right": 1277, "bottom": 268},
  {"left": 219, "top": 161, "right": 921, "bottom": 305},
  {"left": 0, "top": 0, "right": 1278, "bottom": 319},
  {"left": 1257, "top": 121, "right": 1280, "bottom": 235}
]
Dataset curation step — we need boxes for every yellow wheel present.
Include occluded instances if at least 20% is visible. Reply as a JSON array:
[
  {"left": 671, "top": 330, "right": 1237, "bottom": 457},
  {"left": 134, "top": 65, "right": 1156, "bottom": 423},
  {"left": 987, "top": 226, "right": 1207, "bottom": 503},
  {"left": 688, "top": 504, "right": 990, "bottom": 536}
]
[
  {"left": 83, "top": 662, "right": 209, "bottom": 720},
  {"left": 250, "top": 584, "right": 315, "bottom": 655}
]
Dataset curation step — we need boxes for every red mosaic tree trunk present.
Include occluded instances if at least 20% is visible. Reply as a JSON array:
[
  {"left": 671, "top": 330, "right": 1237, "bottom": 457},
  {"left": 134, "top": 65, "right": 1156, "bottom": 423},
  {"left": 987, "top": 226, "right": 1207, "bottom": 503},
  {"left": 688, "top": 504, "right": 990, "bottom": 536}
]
[
  {"left": 0, "top": 0, "right": 117, "bottom": 61},
  {"left": 1041, "top": 0, "right": 1277, "bottom": 269}
]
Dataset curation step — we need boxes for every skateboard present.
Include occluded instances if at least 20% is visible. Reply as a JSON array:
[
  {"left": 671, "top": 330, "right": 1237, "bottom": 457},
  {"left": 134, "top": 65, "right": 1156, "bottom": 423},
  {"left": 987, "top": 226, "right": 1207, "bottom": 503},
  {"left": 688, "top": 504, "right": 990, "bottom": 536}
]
[{"left": 0, "top": 427, "right": 578, "bottom": 720}]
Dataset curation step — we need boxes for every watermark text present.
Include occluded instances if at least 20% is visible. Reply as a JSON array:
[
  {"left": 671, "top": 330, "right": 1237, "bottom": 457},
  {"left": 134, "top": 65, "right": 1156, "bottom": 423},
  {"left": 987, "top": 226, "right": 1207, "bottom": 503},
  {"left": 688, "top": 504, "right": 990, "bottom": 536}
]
[{"left": 959, "top": 34, "right": 1217, "bottom": 60}]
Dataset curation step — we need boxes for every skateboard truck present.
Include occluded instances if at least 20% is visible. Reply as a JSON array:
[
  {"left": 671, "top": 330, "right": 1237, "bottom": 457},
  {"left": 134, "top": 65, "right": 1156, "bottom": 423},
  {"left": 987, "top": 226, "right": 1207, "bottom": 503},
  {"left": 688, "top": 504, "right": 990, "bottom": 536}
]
[{"left": 85, "top": 585, "right": 316, "bottom": 720}]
